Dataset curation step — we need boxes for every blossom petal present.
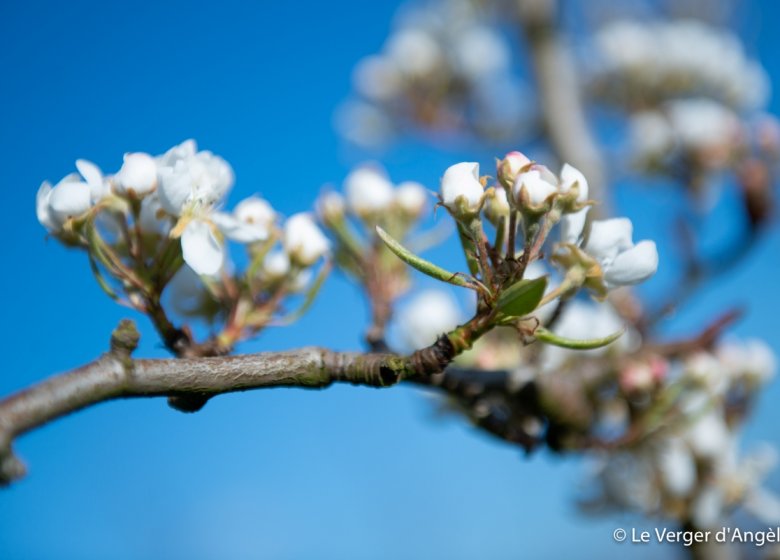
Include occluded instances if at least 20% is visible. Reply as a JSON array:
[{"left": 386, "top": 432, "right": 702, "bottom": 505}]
[
  {"left": 585, "top": 218, "right": 634, "bottom": 263},
  {"left": 36, "top": 181, "right": 56, "bottom": 231},
  {"left": 560, "top": 207, "right": 590, "bottom": 244},
  {"left": 181, "top": 219, "right": 224, "bottom": 276},
  {"left": 212, "top": 212, "right": 268, "bottom": 243},
  {"left": 48, "top": 179, "right": 91, "bottom": 223},
  {"left": 559, "top": 163, "right": 588, "bottom": 201},
  {"left": 604, "top": 240, "right": 658, "bottom": 287}
]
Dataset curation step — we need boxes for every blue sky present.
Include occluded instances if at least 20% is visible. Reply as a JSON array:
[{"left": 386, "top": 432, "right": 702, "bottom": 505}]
[{"left": 1, "top": 1, "right": 780, "bottom": 559}]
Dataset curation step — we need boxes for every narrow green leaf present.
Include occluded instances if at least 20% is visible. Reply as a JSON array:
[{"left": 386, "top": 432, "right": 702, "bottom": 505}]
[
  {"left": 496, "top": 277, "right": 548, "bottom": 317},
  {"left": 376, "top": 226, "right": 473, "bottom": 289},
  {"left": 534, "top": 326, "right": 624, "bottom": 350}
]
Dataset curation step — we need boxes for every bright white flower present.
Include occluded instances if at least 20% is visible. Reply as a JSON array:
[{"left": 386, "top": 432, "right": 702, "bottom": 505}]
[
  {"left": 180, "top": 219, "right": 224, "bottom": 276},
  {"left": 513, "top": 166, "right": 558, "bottom": 207},
  {"left": 691, "top": 485, "right": 725, "bottom": 528},
  {"left": 440, "top": 162, "right": 484, "bottom": 216},
  {"left": 114, "top": 152, "right": 157, "bottom": 197},
  {"left": 584, "top": 218, "right": 658, "bottom": 288},
  {"left": 283, "top": 213, "right": 330, "bottom": 266},
  {"left": 344, "top": 165, "right": 395, "bottom": 217},
  {"left": 157, "top": 140, "right": 234, "bottom": 216},
  {"left": 397, "top": 290, "right": 462, "bottom": 350},
  {"left": 212, "top": 196, "right": 274, "bottom": 244},
  {"left": 37, "top": 159, "right": 110, "bottom": 232},
  {"left": 262, "top": 251, "right": 291, "bottom": 280},
  {"left": 38, "top": 175, "right": 91, "bottom": 230},
  {"left": 559, "top": 164, "right": 590, "bottom": 244},
  {"left": 395, "top": 181, "right": 427, "bottom": 216}
]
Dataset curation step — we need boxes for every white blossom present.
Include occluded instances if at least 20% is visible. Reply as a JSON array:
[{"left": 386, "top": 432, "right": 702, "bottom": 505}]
[
  {"left": 283, "top": 213, "right": 330, "bottom": 266},
  {"left": 37, "top": 174, "right": 91, "bottom": 231},
  {"left": 559, "top": 164, "right": 590, "bottom": 244},
  {"left": 344, "top": 165, "right": 395, "bottom": 217},
  {"left": 157, "top": 139, "right": 234, "bottom": 216},
  {"left": 440, "top": 162, "right": 484, "bottom": 215},
  {"left": 114, "top": 152, "right": 158, "bottom": 197},
  {"left": 262, "top": 251, "right": 291, "bottom": 280},
  {"left": 212, "top": 196, "right": 274, "bottom": 244},
  {"left": 513, "top": 166, "right": 558, "bottom": 207},
  {"left": 584, "top": 218, "right": 658, "bottom": 288},
  {"left": 394, "top": 181, "right": 427, "bottom": 217}
]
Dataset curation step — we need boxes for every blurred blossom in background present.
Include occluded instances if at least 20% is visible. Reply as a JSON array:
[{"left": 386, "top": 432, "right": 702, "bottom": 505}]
[{"left": 3, "top": 0, "right": 780, "bottom": 559}]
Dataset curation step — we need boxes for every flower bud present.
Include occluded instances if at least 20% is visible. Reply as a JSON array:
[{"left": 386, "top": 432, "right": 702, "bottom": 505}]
[
  {"left": 114, "top": 152, "right": 158, "bottom": 197},
  {"left": 513, "top": 165, "right": 557, "bottom": 209},
  {"left": 262, "top": 250, "right": 291, "bottom": 280},
  {"left": 48, "top": 176, "right": 92, "bottom": 225},
  {"left": 395, "top": 181, "right": 427, "bottom": 217},
  {"left": 283, "top": 213, "right": 330, "bottom": 266},
  {"left": 235, "top": 197, "right": 275, "bottom": 230},
  {"left": 440, "top": 162, "right": 484, "bottom": 218},
  {"left": 344, "top": 165, "right": 394, "bottom": 218},
  {"left": 317, "top": 191, "right": 346, "bottom": 224},
  {"left": 483, "top": 186, "right": 510, "bottom": 225},
  {"left": 497, "top": 151, "right": 531, "bottom": 191}
]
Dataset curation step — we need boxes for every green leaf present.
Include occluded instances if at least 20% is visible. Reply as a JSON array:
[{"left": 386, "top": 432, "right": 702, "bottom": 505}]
[
  {"left": 496, "top": 277, "right": 548, "bottom": 317},
  {"left": 534, "top": 326, "right": 624, "bottom": 350},
  {"left": 375, "top": 226, "right": 473, "bottom": 289}
]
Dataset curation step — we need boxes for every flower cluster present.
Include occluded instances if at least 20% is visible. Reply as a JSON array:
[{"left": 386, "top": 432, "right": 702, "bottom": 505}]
[
  {"left": 316, "top": 164, "right": 431, "bottom": 346},
  {"left": 437, "top": 152, "right": 658, "bottom": 299},
  {"left": 36, "top": 140, "right": 329, "bottom": 353},
  {"left": 590, "top": 19, "right": 769, "bottom": 111},
  {"left": 582, "top": 338, "right": 778, "bottom": 527},
  {"left": 337, "top": 0, "right": 528, "bottom": 147}
]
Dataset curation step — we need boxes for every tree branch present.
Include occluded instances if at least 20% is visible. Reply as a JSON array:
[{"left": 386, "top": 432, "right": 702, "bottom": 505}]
[{"left": 0, "top": 319, "right": 459, "bottom": 486}]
